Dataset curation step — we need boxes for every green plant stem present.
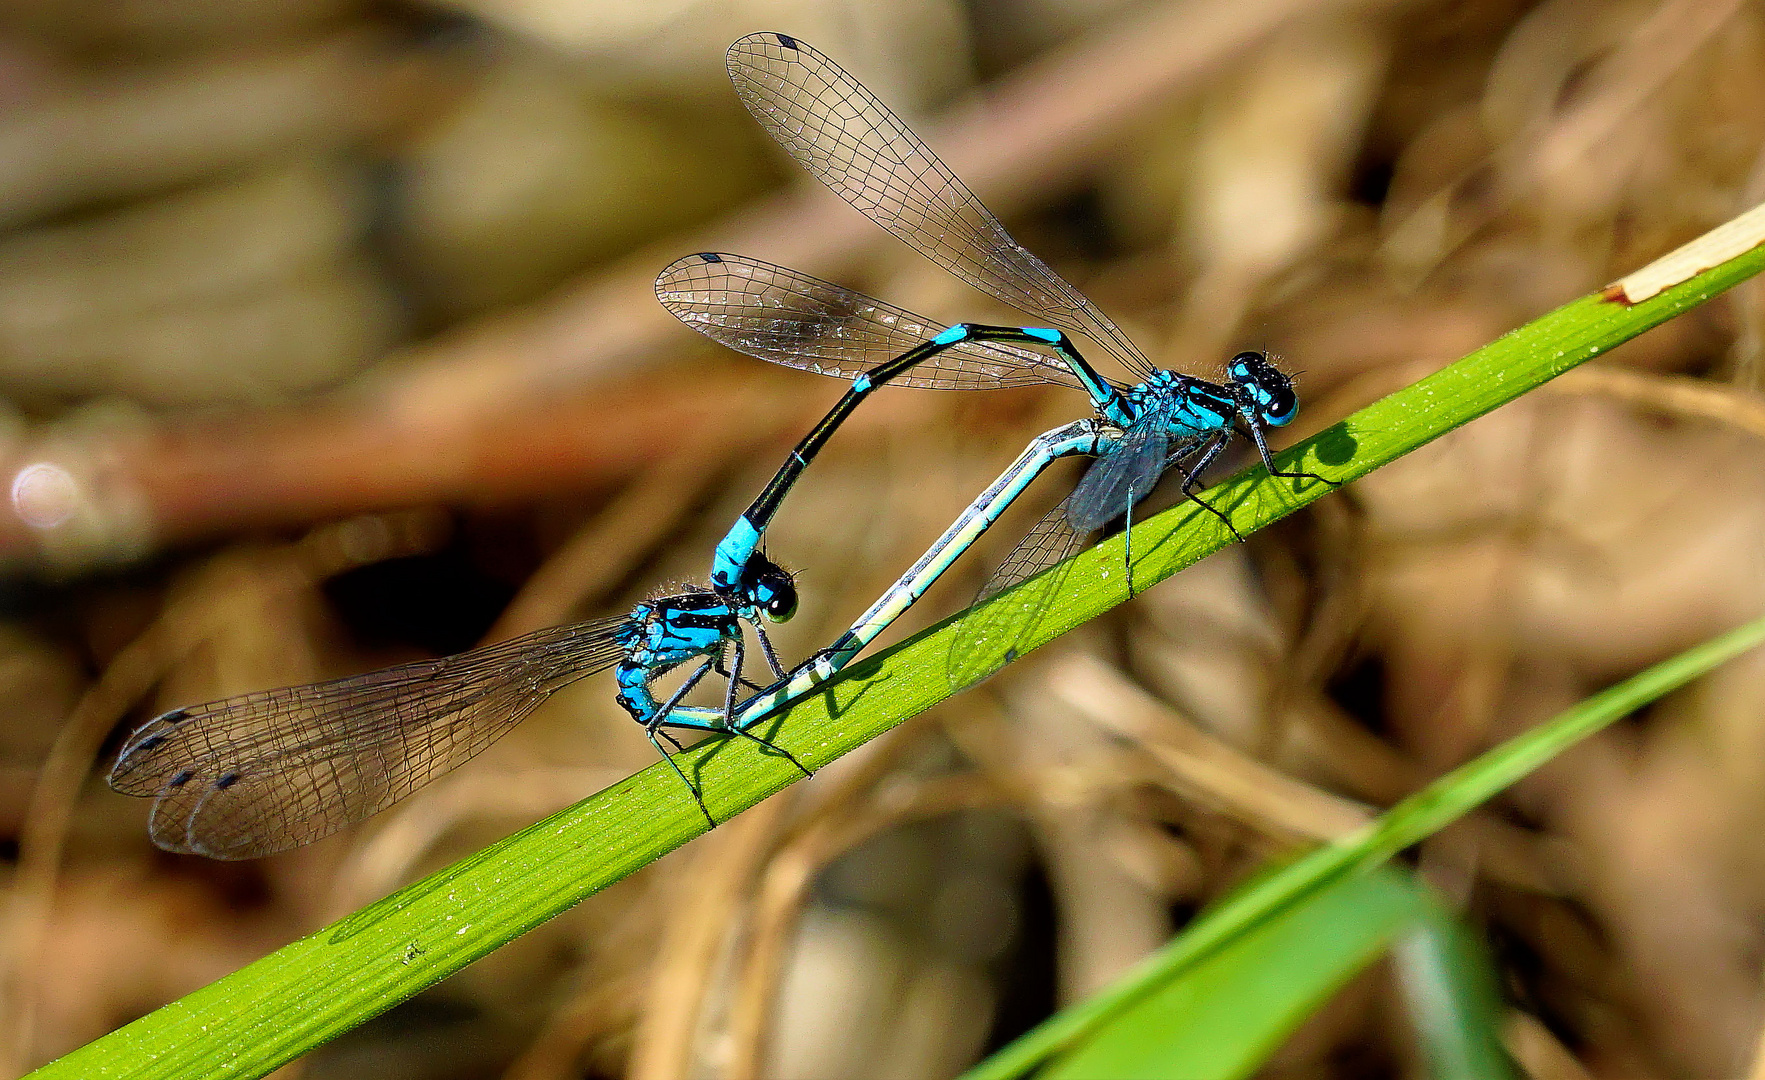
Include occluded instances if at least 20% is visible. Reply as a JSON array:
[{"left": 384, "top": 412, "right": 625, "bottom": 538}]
[
  {"left": 31, "top": 232, "right": 1765, "bottom": 1077},
  {"left": 1040, "top": 867, "right": 1435, "bottom": 1080}
]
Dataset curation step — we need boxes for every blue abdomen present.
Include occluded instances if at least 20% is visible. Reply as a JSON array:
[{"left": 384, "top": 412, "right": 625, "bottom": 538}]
[{"left": 615, "top": 660, "right": 661, "bottom": 724}]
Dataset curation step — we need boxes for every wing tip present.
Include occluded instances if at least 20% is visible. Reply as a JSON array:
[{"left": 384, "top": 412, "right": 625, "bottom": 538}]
[
  {"left": 657, "top": 251, "right": 745, "bottom": 287},
  {"left": 728, "top": 32, "right": 810, "bottom": 77},
  {"left": 737, "top": 31, "right": 798, "bottom": 49}
]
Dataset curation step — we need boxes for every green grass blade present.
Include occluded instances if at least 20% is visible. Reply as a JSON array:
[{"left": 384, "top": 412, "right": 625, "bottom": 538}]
[
  {"left": 1395, "top": 904, "right": 1518, "bottom": 1080},
  {"left": 1042, "top": 867, "right": 1431, "bottom": 1080},
  {"left": 962, "top": 613, "right": 1765, "bottom": 1080},
  {"left": 31, "top": 219, "right": 1765, "bottom": 1077}
]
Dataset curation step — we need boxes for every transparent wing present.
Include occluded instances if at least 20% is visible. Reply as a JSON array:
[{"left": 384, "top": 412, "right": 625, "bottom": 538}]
[
  {"left": 727, "top": 33, "right": 1153, "bottom": 381},
  {"left": 108, "top": 617, "right": 631, "bottom": 859},
  {"left": 977, "top": 498, "right": 1091, "bottom": 603},
  {"left": 657, "top": 252, "right": 1086, "bottom": 392},
  {"left": 946, "top": 498, "right": 1090, "bottom": 689},
  {"left": 1065, "top": 398, "right": 1173, "bottom": 534}
]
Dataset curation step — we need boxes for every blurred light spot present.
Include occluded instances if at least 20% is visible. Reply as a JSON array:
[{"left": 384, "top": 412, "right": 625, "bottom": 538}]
[
  {"left": 336, "top": 514, "right": 393, "bottom": 565},
  {"left": 11, "top": 462, "right": 78, "bottom": 529}
]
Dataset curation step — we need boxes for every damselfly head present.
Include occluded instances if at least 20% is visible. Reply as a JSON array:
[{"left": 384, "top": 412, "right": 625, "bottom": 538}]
[
  {"left": 739, "top": 554, "right": 799, "bottom": 623},
  {"left": 1227, "top": 351, "right": 1298, "bottom": 427}
]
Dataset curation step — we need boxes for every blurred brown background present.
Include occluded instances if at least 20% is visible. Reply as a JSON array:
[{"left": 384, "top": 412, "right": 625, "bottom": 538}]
[{"left": 1, "top": 0, "right": 1764, "bottom": 1076}]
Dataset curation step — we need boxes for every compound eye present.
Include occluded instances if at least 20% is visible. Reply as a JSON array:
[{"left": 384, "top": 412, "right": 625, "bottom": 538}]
[
  {"left": 764, "top": 581, "right": 799, "bottom": 622},
  {"left": 1261, "top": 385, "right": 1298, "bottom": 426},
  {"left": 751, "top": 563, "right": 798, "bottom": 622},
  {"left": 1228, "top": 351, "right": 1267, "bottom": 381}
]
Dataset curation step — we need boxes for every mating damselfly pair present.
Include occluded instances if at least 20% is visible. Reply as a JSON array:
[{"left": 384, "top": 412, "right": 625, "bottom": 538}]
[{"left": 108, "top": 33, "right": 1335, "bottom": 858}]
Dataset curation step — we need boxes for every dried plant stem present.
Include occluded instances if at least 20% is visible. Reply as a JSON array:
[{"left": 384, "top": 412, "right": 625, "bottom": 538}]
[
  {"left": 486, "top": 441, "right": 727, "bottom": 642},
  {"left": 0, "top": 631, "right": 165, "bottom": 1077},
  {"left": 1547, "top": 364, "right": 1765, "bottom": 440},
  {"left": 725, "top": 773, "right": 1004, "bottom": 1080},
  {"left": 500, "top": 970, "right": 649, "bottom": 1080},
  {"left": 624, "top": 795, "right": 793, "bottom": 1080},
  {"left": 1045, "top": 655, "right": 1372, "bottom": 842}
]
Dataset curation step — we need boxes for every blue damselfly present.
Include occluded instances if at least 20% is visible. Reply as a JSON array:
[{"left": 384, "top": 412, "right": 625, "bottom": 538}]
[{"left": 666, "top": 33, "right": 1334, "bottom": 614}]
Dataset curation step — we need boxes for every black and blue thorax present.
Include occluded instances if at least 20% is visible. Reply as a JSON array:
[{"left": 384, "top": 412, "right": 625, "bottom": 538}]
[
  {"left": 619, "top": 589, "right": 743, "bottom": 665},
  {"left": 1111, "top": 373, "right": 1236, "bottom": 440}
]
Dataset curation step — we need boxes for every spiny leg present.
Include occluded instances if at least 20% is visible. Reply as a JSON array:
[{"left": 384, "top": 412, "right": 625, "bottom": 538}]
[
  {"left": 653, "top": 713, "right": 815, "bottom": 780},
  {"left": 649, "top": 657, "right": 720, "bottom": 826},
  {"left": 718, "top": 635, "right": 812, "bottom": 778},
  {"left": 720, "top": 637, "right": 746, "bottom": 728},
  {"left": 753, "top": 623, "right": 789, "bottom": 679},
  {"left": 1247, "top": 420, "right": 1338, "bottom": 486},
  {"left": 1178, "top": 432, "right": 1242, "bottom": 542},
  {"left": 656, "top": 655, "right": 716, "bottom": 716},
  {"left": 713, "top": 648, "right": 768, "bottom": 693},
  {"left": 1124, "top": 481, "right": 1137, "bottom": 598}
]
